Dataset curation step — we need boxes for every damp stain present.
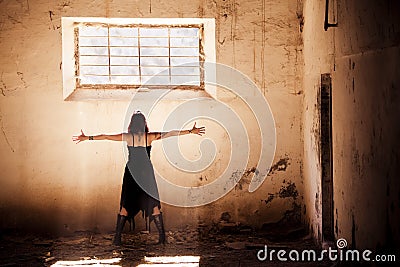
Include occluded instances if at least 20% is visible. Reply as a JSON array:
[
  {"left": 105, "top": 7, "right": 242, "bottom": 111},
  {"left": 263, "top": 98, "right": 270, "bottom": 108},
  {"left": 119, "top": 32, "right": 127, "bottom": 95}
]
[
  {"left": 278, "top": 182, "right": 298, "bottom": 199},
  {"left": 263, "top": 181, "right": 298, "bottom": 205},
  {"left": 264, "top": 194, "right": 274, "bottom": 205},
  {"left": 268, "top": 157, "right": 290, "bottom": 175}
]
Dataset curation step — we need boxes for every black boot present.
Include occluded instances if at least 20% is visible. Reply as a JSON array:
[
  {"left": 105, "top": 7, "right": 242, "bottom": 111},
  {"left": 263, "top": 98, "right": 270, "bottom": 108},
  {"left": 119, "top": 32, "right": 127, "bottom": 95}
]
[
  {"left": 152, "top": 213, "right": 166, "bottom": 244},
  {"left": 128, "top": 216, "right": 135, "bottom": 232},
  {"left": 113, "top": 214, "right": 127, "bottom": 246}
]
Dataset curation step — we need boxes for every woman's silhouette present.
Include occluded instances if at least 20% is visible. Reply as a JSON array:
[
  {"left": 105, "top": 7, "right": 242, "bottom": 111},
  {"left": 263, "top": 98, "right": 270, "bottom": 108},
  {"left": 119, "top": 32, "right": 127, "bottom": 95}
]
[{"left": 73, "top": 112, "right": 205, "bottom": 245}]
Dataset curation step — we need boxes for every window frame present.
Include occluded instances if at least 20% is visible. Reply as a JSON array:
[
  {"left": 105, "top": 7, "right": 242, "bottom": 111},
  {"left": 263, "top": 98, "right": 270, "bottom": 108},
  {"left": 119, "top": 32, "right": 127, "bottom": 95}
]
[
  {"left": 62, "top": 18, "right": 216, "bottom": 100},
  {"left": 74, "top": 23, "right": 205, "bottom": 90}
]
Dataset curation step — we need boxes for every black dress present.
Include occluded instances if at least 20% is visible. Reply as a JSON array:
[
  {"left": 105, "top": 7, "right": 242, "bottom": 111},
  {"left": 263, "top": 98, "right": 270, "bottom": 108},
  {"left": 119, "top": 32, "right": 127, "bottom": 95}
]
[{"left": 120, "top": 133, "right": 161, "bottom": 222}]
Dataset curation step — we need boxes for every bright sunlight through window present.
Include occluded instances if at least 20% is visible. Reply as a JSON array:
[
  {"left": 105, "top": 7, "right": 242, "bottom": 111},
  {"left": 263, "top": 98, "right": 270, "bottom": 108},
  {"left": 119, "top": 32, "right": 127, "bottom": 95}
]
[{"left": 77, "top": 24, "right": 203, "bottom": 88}]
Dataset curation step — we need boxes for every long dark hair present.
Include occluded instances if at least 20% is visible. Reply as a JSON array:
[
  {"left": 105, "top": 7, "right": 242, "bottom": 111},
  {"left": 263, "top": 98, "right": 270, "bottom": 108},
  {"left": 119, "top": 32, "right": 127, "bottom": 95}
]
[{"left": 128, "top": 112, "right": 149, "bottom": 134}]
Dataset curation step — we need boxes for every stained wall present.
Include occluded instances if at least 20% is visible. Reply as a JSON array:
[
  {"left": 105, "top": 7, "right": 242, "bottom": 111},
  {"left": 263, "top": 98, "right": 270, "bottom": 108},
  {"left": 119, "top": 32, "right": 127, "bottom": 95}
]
[
  {"left": 0, "top": 0, "right": 304, "bottom": 234},
  {"left": 302, "top": 0, "right": 400, "bottom": 249}
]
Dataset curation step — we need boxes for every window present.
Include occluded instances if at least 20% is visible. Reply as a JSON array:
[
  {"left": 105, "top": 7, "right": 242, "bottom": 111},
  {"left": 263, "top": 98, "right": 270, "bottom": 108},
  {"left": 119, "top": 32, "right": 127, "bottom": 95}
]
[
  {"left": 62, "top": 18, "right": 215, "bottom": 100},
  {"left": 77, "top": 24, "right": 203, "bottom": 88}
]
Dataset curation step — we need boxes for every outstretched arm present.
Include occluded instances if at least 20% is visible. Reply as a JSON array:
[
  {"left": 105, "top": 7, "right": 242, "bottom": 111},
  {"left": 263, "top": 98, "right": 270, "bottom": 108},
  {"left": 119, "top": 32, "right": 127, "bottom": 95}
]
[
  {"left": 151, "top": 122, "right": 205, "bottom": 142},
  {"left": 72, "top": 129, "right": 124, "bottom": 144}
]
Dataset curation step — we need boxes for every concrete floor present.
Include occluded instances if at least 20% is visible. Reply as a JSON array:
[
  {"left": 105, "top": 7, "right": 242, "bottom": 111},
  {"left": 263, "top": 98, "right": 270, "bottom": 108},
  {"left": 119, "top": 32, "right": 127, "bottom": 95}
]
[{"left": 0, "top": 224, "right": 337, "bottom": 267}]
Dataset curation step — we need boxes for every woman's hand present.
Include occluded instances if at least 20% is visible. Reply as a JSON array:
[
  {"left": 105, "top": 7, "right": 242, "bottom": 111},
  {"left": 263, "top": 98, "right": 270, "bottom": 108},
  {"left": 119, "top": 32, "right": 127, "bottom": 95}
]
[
  {"left": 72, "top": 129, "right": 87, "bottom": 144},
  {"left": 190, "top": 122, "right": 205, "bottom": 136}
]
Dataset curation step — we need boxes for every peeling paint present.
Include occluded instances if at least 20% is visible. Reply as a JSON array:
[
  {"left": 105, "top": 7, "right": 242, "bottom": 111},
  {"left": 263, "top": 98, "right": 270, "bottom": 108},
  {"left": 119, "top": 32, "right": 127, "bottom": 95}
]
[
  {"left": 268, "top": 157, "right": 290, "bottom": 175},
  {"left": 278, "top": 182, "right": 298, "bottom": 199},
  {"left": 264, "top": 193, "right": 274, "bottom": 205},
  {"left": 263, "top": 181, "right": 298, "bottom": 205}
]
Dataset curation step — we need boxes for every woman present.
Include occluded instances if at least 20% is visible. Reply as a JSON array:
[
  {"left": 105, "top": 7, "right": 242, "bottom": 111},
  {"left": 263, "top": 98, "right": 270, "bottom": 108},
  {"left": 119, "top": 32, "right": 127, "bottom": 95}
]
[{"left": 72, "top": 112, "right": 205, "bottom": 246}]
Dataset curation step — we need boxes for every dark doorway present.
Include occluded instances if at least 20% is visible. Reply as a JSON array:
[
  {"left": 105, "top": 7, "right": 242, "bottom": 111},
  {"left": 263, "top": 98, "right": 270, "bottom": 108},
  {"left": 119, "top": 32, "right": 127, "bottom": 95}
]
[{"left": 321, "top": 73, "right": 334, "bottom": 241}]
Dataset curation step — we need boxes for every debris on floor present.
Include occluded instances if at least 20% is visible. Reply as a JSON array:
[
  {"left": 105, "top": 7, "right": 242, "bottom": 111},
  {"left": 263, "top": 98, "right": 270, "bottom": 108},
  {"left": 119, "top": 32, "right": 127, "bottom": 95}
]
[{"left": 0, "top": 224, "right": 334, "bottom": 266}]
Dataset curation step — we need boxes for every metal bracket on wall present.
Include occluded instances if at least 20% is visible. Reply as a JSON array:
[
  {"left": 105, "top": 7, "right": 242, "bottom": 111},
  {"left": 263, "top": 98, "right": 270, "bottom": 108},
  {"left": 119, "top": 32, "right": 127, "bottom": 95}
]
[{"left": 324, "top": 0, "right": 338, "bottom": 31}]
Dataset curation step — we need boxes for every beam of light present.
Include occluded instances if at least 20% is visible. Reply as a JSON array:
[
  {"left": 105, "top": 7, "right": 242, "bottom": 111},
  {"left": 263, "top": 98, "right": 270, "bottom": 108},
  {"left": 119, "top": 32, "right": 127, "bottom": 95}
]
[
  {"left": 137, "top": 256, "right": 200, "bottom": 267},
  {"left": 51, "top": 258, "right": 122, "bottom": 266}
]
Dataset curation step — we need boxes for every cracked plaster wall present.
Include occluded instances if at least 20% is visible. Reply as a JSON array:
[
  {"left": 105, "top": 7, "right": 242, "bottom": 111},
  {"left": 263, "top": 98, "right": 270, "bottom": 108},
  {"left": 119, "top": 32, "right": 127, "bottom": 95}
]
[{"left": 0, "top": 0, "right": 304, "bottom": 234}]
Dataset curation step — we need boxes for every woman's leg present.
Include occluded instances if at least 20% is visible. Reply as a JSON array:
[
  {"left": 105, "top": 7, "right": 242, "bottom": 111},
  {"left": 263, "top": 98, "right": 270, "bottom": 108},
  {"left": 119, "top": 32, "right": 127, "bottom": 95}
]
[
  {"left": 120, "top": 207, "right": 128, "bottom": 216},
  {"left": 151, "top": 206, "right": 165, "bottom": 244},
  {"left": 113, "top": 207, "right": 128, "bottom": 245},
  {"left": 152, "top": 206, "right": 160, "bottom": 216}
]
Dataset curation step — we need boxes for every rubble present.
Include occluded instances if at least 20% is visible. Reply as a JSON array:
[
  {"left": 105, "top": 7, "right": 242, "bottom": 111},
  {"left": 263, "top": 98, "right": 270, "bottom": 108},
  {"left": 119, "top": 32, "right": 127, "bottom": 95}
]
[{"left": 0, "top": 224, "right": 333, "bottom": 266}]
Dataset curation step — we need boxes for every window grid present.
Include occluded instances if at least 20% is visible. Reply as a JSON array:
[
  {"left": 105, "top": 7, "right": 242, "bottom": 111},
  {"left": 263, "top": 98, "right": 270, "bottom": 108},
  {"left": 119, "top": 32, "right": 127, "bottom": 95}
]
[
  {"left": 75, "top": 23, "right": 204, "bottom": 89},
  {"left": 137, "top": 27, "right": 142, "bottom": 84}
]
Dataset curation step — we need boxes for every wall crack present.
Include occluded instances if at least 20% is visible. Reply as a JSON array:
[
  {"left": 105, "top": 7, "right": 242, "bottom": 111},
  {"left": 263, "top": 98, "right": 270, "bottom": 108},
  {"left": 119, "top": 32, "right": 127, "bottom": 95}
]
[{"left": 0, "top": 114, "right": 15, "bottom": 152}]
